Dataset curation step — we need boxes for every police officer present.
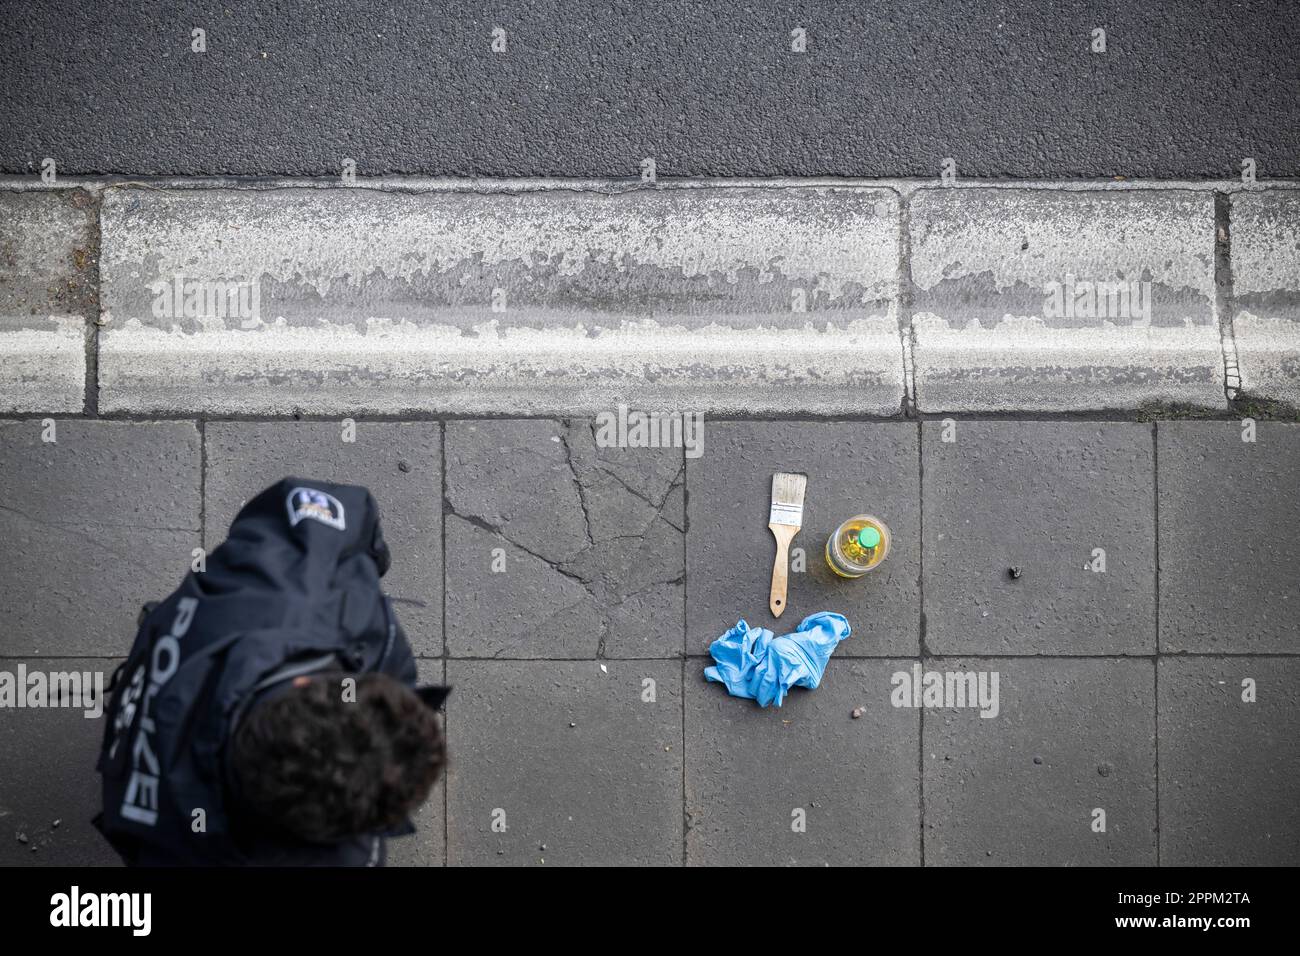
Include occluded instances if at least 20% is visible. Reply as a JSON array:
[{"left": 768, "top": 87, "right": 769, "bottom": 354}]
[{"left": 94, "top": 478, "right": 447, "bottom": 865}]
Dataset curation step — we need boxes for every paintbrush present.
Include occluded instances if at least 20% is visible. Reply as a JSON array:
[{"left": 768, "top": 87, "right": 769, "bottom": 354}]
[{"left": 768, "top": 472, "right": 807, "bottom": 617}]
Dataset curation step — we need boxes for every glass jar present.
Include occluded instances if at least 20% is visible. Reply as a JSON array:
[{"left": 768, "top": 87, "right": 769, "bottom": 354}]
[{"left": 825, "top": 514, "right": 891, "bottom": 578}]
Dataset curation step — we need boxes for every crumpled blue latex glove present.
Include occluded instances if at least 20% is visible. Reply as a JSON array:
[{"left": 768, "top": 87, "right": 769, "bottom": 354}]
[{"left": 704, "top": 611, "right": 851, "bottom": 707}]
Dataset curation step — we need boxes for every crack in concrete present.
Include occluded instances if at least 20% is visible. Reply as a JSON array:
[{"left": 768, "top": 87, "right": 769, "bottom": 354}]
[
  {"left": 603, "top": 457, "right": 685, "bottom": 522},
  {"left": 613, "top": 571, "right": 687, "bottom": 606},
  {"left": 448, "top": 481, "right": 682, "bottom": 600},
  {"left": 447, "top": 422, "right": 687, "bottom": 658},
  {"left": 446, "top": 505, "right": 607, "bottom": 657},
  {"left": 585, "top": 418, "right": 684, "bottom": 514},
  {"left": 567, "top": 489, "right": 682, "bottom": 587},
  {"left": 558, "top": 420, "right": 595, "bottom": 550},
  {"left": 446, "top": 506, "right": 597, "bottom": 596},
  {"left": 598, "top": 467, "right": 663, "bottom": 512}
]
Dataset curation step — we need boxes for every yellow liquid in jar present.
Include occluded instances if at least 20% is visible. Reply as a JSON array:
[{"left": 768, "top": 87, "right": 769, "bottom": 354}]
[
  {"left": 825, "top": 516, "right": 889, "bottom": 577},
  {"left": 840, "top": 520, "right": 882, "bottom": 564}
]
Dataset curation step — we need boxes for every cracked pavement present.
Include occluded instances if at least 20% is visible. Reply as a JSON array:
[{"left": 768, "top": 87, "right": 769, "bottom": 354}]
[
  {"left": 446, "top": 419, "right": 685, "bottom": 659},
  {"left": 1, "top": 416, "right": 1298, "bottom": 866}
]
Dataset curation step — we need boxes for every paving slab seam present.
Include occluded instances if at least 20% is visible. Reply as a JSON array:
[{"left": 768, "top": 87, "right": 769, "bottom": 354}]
[
  {"left": 898, "top": 194, "right": 918, "bottom": 415},
  {"left": 916, "top": 419, "right": 927, "bottom": 865},
  {"left": 440, "top": 656, "right": 691, "bottom": 662},
  {"left": 1154, "top": 421, "right": 1164, "bottom": 863},
  {"left": 1154, "top": 650, "right": 1162, "bottom": 866},
  {"left": 685, "top": 654, "right": 1300, "bottom": 664},
  {"left": 6, "top": 175, "right": 1300, "bottom": 195},
  {"left": 439, "top": 422, "right": 448, "bottom": 665},
  {"left": 4, "top": 410, "right": 1298, "bottom": 425},
  {"left": 439, "top": 423, "right": 450, "bottom": 866},
  {"left": 198, "top": 419, "right": 207, "bottom": 553},
  {"left": 681, "top": 431, "right": 690, "bottom": 867},
  {"left": 441, "top": 652, "right": 1300, "bottom": 661},
  {"left": 1215, "top": 192, "right": 1243, "bottom": 403},
  {"left": 439, "top": 408, "right": 449, "bottom": 858},
  {"left": 680, "top": 656, "right": 688, "bottom": 867},
  {"left": 0, "top": 655, "right": 129, "bottom": 661},
  {"left": 81, "top": 189, "right": 102, "bottom": 417},
  {"left": 7, "top": 653, "right": 1291, "bottom": 663}
]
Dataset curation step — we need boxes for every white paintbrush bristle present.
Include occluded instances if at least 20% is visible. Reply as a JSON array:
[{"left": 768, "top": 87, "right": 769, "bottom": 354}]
[{"left": 769, "top": 472, "right": 807, "bottom": 526}]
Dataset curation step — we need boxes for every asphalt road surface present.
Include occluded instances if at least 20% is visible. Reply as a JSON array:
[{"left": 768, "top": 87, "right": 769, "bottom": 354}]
[{"left": 2, "top": 0, "right": 1298, "bottom": 178}]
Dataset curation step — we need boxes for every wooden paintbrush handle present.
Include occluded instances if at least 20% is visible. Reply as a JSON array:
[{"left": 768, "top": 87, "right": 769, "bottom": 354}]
[{"left": 769, "top": 524, "right": 796, "bottom": 617}]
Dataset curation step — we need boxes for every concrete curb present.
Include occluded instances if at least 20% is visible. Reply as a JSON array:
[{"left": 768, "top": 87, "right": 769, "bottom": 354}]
[
  {"left": 0, "top": 191, "right": 95, "bottom": 412},
  {"left": 1229, "top": 191, "right": 1300, "bottom": 407},
  {"left": 3, "top": 179, "right": 1300, "bottom": 415}
]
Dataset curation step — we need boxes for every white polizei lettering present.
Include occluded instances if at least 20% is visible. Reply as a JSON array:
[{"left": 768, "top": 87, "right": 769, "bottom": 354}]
[{"left": 119, "top": 597, "right": 199, "bottom": 826}]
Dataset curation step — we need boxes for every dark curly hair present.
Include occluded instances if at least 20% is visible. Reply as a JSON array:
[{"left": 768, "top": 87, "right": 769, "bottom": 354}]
[{"left": 230, "top": 672, "right": 445, "bottom": 843}]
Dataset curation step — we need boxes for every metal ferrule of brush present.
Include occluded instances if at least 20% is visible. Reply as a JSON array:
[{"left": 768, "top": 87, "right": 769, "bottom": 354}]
[{"left": 769, "top": 502, "right": 804, "bottom": 525}]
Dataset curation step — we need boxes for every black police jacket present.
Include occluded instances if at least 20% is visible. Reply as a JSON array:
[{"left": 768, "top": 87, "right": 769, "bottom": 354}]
[{"left": 93, "top": 478, "right": 440, "bottom": 866}]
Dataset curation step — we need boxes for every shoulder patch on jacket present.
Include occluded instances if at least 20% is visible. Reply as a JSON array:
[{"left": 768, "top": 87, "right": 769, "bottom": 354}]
[{"left": 286, "top": 487, "right": 346, "bottom": 531}]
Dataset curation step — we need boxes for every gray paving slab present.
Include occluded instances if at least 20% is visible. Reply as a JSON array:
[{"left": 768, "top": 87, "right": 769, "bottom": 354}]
[
  {"left": 908, "top": 188, "right": 1225, "bottom": 412},
  {"left": 0, "top": 657, "right": 122, "bottom": 866},
  {"left": 203, "top": 421, "right": 443, "bottom": 657},
  {"left": 1157, "top": 422, "right": 1300, "bottom": 654},
  {"left": 445, "top": 419, "right": 684, "bottom": 659},
  {"left": 924, "top": 657, "right": 1156, "bottom": 866},
  {"left": 1158, "top": 657, "right": 1300, "bottom": 866},
  {"left": 1229, "top": 190, "right": 1300, "bottom": 406},
  {"left": 685, "top": 658, "right": 919, "bottom": 866},
  {"left": 922, "top": 421, "right": 1155, "bottom": 655},
  {"left": 387, "top": 659, "right": 446, "bottom": 867},
  {"left": 0, "top": 420, "right": 201, "bottom": 657},
  {"left": 686, "top": 421, "right": 919, "bottom": 656},
  {"left": 97, "top": 186, "right": 904, "bottom": 415},
  {"left": 445, "top": 660, "right": 682, "bottom": 866},
  {"left": 0, "top": 190, "right": 94, "bottom": 412}
]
